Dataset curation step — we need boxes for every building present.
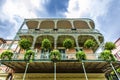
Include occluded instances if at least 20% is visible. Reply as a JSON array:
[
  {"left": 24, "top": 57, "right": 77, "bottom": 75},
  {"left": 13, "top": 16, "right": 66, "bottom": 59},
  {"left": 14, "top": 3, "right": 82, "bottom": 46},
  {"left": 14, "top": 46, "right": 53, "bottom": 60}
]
[
  {"left": 112, "top": 38, "right": 120, "bottom": 61},
  {"left": 0, "top": 18, "right": 120, "bottom": 80}
]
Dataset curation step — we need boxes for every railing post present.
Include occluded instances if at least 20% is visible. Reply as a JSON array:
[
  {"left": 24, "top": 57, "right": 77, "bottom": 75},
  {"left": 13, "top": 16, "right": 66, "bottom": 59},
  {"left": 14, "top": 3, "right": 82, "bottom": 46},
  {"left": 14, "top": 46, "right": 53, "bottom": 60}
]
[
  {"left": 82, "top": 62, "right": 88, "bottom": 80},
  {"left": 110, "top": 62, "right": 120, "bottom": 80},
  {"left": 54, "top": 62, "right": 56, "bottom": 80},
  {"left": 23, "top": 63, "right": 29, "bottom": 80}
]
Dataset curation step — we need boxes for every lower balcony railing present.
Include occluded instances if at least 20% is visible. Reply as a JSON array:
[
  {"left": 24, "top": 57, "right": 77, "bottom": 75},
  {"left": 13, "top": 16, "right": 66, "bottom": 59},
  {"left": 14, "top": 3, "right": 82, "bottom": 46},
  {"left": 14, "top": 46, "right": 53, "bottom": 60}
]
[{"left": 12, "top": 52, "right": 99, "bottom": 60}]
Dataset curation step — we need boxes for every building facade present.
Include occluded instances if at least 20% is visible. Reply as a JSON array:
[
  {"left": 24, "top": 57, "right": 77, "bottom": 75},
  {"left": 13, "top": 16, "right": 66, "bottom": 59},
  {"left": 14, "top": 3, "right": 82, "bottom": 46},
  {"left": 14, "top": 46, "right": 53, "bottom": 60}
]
[
  {"left": 112, "top": 38, "right": 120, "bottom": 61},
  {"left": 0, "top": 18, "right": 120, "bottom": 80}
]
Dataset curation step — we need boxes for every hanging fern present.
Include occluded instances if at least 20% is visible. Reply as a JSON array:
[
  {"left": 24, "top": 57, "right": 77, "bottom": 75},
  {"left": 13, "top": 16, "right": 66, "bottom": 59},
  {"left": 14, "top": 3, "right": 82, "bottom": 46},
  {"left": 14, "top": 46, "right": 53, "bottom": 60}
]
[
  {"left": 100, "top": 50, "right": 116, "bottom": 61},
  {"left": 24, "top": 50, "right": 35, "bottom": 61},
  {"left": 0, "top": 50, "right": 13, "bottom": 60},
  {"left": 76, "top": 51, "right": 86, "bottom": 61},
  {"left": 49, "top": 49, "right": 61, "bottom": 61}
]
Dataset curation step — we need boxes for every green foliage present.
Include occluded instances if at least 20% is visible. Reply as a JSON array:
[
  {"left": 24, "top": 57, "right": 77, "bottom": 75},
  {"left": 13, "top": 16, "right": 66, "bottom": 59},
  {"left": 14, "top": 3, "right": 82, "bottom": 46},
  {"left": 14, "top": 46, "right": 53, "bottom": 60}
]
[
  {"left": 0, "top": 50, "right": 13, "bottom": 60},
  {"left": 63, "top": 39, "right": 74, "bottom": 49},
  {"left": 100, "top": 50, "right": 116, "bottom": 61},
  {"left": 50, "top": 50, "right": 61, "bottom": 61},
  {"left": 76, "top": 51, "right": 86, "bottom": 61},
  {"left": 84, "top": 39, "right": 95, "bottom": 48},
  {"left": 42, "top": 39, "right": 51, "bottom": 51},
  {"left": 105, "top": 42, "right": 116, "bottom": 50},
  {"left": 24, "top": 50, "right": 35, "bottom": 61},
  {"left": 117, "top": 68, "right": 120, "bottom": 73},
  {"left": 19, "top": 39, "right": 32, "bottom": 50},
  {"left": 110, "top": 71, "right": 114, "bottom": 75}
]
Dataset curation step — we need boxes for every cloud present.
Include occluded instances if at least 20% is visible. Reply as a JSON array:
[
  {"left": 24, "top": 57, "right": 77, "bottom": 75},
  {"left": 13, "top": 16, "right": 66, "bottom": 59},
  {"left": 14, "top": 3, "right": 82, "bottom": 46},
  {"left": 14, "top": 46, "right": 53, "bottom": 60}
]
[
  {"left": 64, "top": 0, "right": 120, "bottom": 42},
  {"left": 65, "top": 0, "right": 112, "bottom": 19},
  {"left": 0, "top": 0, "right": 49, "bottom": 39}
]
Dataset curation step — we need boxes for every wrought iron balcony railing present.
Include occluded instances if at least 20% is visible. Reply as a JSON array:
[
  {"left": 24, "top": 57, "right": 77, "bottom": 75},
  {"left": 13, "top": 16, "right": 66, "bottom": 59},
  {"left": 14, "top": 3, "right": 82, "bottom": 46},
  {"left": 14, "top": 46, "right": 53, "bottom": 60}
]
[
  {"left": 13, "top": 52, "right": 99, "bottom": 61},
  {"left": 17, "top": 29, "right": 101, "bottom": 35}
]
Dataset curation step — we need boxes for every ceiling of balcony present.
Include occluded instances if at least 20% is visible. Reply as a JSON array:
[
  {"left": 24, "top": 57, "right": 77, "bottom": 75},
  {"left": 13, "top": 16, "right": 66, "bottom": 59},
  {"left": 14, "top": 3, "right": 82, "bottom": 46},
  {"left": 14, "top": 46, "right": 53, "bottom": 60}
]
[
  {"left": 25, "top": 19, "right": 95, "bottom": 29},
  {"left": 2, "top": 60, "right": 120, "bottom": 73}
]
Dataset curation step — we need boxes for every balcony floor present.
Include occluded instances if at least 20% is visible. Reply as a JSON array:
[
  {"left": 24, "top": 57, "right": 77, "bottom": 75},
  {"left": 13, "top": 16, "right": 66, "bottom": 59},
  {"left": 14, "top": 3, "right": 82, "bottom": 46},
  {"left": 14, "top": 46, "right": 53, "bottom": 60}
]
[{"left": 1, "top": 60, "right": 120, "bottom": 73}]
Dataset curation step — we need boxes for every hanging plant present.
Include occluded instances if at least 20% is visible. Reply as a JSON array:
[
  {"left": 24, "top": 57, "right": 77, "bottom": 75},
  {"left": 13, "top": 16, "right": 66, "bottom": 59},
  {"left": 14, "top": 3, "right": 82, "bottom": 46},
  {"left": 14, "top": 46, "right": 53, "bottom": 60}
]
[
  {"left": 84, "top": 39, "right": 95, "bottom": 49},
  {"left": 104, "top": 42, "right": 116, "bottom": 50},
  {"left": 42, "top": 39, "right": 51, "bottom": 51},
  {"left": 19, "top": 39, "right": 32, "bottom": 50},
  {"left": 49, "top": 49, "right": 61, "bottom": 61},
  {"left": 100, "top": 50, "right": 116, "bottom": 61},
  {"left": 117, "top": 68, "right": 120, "bottom": 73},
  {"left": 24, "top": 50, "right": 35, "bottom": 62},
  {"left": 0, "top": 50, "right": 13, "bottom": 60},
  {"left": 76, "top": 51, "right": 86, "bottom": 61},
  {"left": 63, "top": 38, "right": 74, "bottom": 49}
]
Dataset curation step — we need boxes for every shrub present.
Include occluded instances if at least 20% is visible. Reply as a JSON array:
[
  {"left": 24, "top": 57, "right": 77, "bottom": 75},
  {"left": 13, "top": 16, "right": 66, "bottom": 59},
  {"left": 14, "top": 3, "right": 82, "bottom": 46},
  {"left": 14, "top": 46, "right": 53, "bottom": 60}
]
[
  {"left": 42, "top": 39, "right": 51, "bottom": 51},
  {"left": 63, "top": 39, "right": 74, "bottom": 49},
  {"left": 100, "top": 50, "right": 115, "bottom": 61},
  {"left": 0, "top": 50, "right": 13, "bottom": 60},
  {"left": 84, "top": 39, "right": 95, "bottom": 48},
  {"left": 50, "top": 50, "right": 61, "bottom": 61},
  {"left": 76, "top": 51, "right": 86, "bottom": 61},
  {"left": 24, "top": 50, "right": 35, "bottom": 61},
  {"left": 104, "top": 42, "right": 116, "bottom": 50},
  {"left": 19, "top": 39, "right": 32, "bottom": 50}
]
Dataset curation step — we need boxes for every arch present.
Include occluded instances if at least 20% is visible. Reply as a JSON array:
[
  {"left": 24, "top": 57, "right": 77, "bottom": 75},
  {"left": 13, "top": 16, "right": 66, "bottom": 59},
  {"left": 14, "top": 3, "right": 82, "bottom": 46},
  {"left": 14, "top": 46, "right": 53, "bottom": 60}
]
[
  {"left": 35, "top": 35, "right": 54, "bottom": 49},
  {"left": 98, "top": 36, "right": 104, "bottom": 43},
  {"left": 73, "top": 20, "right": 89, "bottom": 29},
  {"left": 19, "top": 35, "right": 33, "bottom": 42},
  {"left": 40, "top": 20, "right": 54, "bottom": 29},
  {"left": 57, "top": 20, "right": 72, "bottom": 29},
  {"left": 26, "top": 21, "right": 39, "bottom": 29},
  {"left": 78, "top": 35, "right": 98, "bottom": 52},
  {"left": 89, "top": 21, "right": 95, "bottom": 29}
]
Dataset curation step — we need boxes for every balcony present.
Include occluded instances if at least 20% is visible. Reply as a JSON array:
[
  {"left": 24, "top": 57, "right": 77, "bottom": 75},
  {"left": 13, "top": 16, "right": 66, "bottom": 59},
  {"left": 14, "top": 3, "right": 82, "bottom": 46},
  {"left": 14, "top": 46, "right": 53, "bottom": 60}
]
[
  {"left": 17, "top": 29, "right": 102, "bottom": 35},
  {"left": 12, "top": 52, "right": 99, "bottom": 61}
]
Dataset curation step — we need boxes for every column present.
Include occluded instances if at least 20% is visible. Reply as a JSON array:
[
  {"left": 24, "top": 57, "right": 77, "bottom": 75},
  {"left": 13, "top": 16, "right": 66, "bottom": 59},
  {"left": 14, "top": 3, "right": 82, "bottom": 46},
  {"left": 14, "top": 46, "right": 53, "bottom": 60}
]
[
  {"left": 54, "top": 63, "right": 56, "bottom": 80},
  {"left": 75, "top": 36, "right": 79, "bottom": 51},
  {"left": 31, "top": 36, "right": 37, "bottom": 50},
  {"left": 54, "top": 36, "right": 57, "bottom": 49},
  {"left": 82, "top": 62, "right": 88, "bottom": 80},
  {"left": 110, "top": 62, "right": 120, "bottom": 80}
]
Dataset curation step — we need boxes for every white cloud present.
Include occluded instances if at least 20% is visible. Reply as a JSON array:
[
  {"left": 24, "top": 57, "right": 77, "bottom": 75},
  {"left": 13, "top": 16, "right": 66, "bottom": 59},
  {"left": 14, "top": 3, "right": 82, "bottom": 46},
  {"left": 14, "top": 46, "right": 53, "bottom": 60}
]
[
  {"left": 65, "top": 0, "right": 117, "bottom": 41},
  {"left": 65, "top": 0, "right": 112, "bottom": 20},
  {"left": 0, "top": 0, "right": 49, "bottom": 39}
]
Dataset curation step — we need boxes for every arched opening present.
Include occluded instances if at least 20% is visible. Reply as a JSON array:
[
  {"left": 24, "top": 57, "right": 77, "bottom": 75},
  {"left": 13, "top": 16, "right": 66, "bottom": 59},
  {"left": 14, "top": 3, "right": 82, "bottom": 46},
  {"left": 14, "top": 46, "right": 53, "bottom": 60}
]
[
  {"left": 40, "top": 20, "right": 54, "bottom": 29},
  {"left": 57, "top": 20, "right": 72, "bottom": 29}
]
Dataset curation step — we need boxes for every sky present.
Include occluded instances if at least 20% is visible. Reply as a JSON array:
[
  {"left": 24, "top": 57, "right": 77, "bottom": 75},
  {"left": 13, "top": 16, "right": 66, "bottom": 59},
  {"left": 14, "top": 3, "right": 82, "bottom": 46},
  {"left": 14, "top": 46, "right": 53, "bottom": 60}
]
[{"left": 0, "top": 0, "right": 120, "bottom": 42}]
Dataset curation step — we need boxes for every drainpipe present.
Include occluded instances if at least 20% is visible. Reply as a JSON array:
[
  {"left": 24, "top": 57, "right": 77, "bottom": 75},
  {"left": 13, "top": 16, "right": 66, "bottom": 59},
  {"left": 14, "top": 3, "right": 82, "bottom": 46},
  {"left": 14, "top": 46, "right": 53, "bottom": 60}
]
[
  {"left": 82, "top": 62, "right": 88, "bottom": 80},
  {"left": 23, "top": 63, "right": 29, "bottom": 80},
  {"left": 110, "top": 62, "right": 120, "bottom": 80}
]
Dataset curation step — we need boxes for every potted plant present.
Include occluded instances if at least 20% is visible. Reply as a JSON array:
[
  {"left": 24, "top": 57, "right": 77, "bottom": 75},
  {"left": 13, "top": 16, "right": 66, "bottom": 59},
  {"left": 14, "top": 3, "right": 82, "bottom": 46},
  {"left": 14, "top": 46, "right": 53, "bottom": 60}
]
[
  {"left": 76, "top": 51, "right": 86, "bottom": 61},
  {"left": 19, "top": 39, "right": 32, "bottom": 51},
  {"left": 63, "top": 38, "right": 74, "bottom": 49},
  {"left": 104, "top": 42, "right": 116, "bottom": 51},
  {"left": 100, "top": 50, "right": 116, "bottom": 61},
  {"left": 49, "top": 49, "right": 61, "bottom": 61},
  {"left": 83, "top": 39, "right": 95, "bottom": 53},
  {"left": 0, "top": 50, "right": 13, "bottom": 60},
  {"left": 42, "top": 39, "right": 51, "bottom": 52},
  {"left": 84, "top": 39, "right": 95, "bottom": 49},
  {"left": 24, "top": 50, "right": 35, "bottom": 62}
]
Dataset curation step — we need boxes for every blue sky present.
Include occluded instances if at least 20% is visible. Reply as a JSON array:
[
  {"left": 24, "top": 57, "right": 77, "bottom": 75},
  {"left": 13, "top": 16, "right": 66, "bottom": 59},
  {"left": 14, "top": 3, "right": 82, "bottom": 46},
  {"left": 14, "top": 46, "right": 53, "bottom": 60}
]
[{"left": 0, "top": 0, "right": 120, "bottom": 42}]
